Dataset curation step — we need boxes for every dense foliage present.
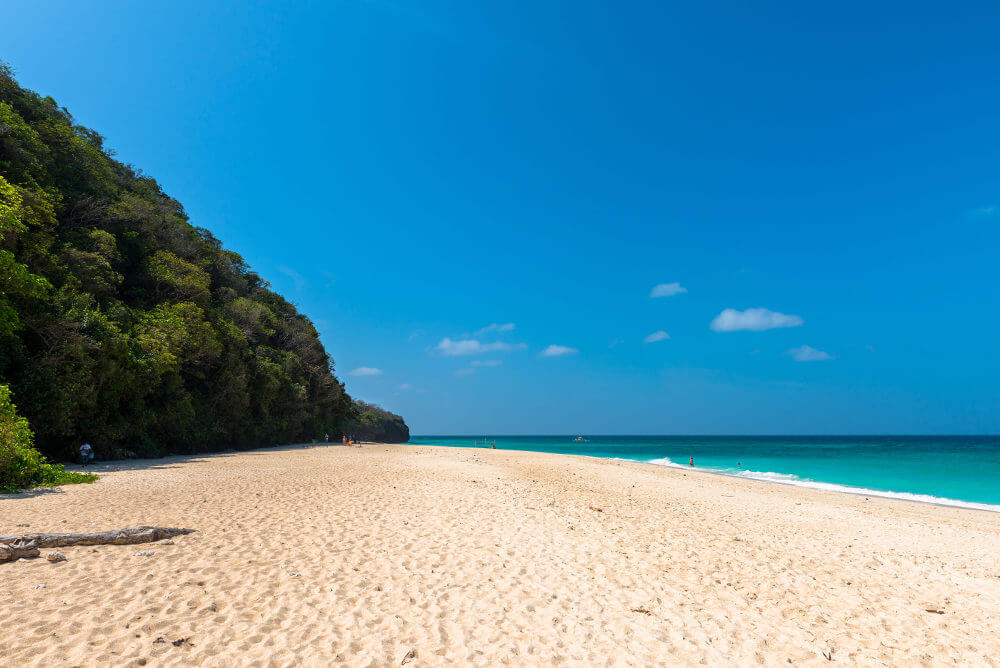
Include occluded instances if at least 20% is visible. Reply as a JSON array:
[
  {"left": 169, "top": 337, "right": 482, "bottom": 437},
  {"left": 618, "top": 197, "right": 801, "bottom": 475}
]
[
  {"left": 346, "top": 400, "right": 410, "bottom": 443},
  {"left": 0, "top": 63, "right": 406, "bottom": 461},
  {"left": 0, "top": 384, "right": 96, "bottom": 492}
]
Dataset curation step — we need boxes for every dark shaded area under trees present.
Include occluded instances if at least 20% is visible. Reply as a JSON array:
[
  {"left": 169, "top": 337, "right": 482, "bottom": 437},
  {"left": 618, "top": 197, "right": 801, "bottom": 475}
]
[
  {"left": 0, "top": 63, "right": 408, "bottom": 463},
  {"left": 346, "top": 401, "right": 409, "bottom": 443}
]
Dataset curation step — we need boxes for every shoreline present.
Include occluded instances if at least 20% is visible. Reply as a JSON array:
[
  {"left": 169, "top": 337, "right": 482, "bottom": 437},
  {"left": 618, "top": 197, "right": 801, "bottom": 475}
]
[
  {"left": 638, "top": 456, "right": 1000, "bottom": 515},
  {"left": 411, "top": 438, "right": 1000, "bottom": 515},
  {"left": 58, "top": 440, "right": 1000, "bottom": 514},
  {"left": 4, "top": 443, "right": 999, "bottom": 664},
  {"left": 55, "top": 439, "right": 1000, "bottom": 515}
]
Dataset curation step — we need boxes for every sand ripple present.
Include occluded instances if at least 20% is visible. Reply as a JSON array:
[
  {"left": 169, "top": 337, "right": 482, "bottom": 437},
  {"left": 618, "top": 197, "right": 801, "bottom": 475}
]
[{"left": 2, "top": 444, "right": 999, "bottom": 665}]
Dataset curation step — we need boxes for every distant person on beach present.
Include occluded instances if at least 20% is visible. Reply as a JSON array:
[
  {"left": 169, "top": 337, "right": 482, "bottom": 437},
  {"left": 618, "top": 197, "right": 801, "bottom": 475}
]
[
  {"left": 738, "top": 462, "right": 741, "bottom": 469},
  {"left": 324, "top": 433, "right": 329, "bottom": 443},
  {"left": 689, "top": 456, "right": 694, "bottom": 467},
  {"left": 80, "top": 442, "right": 93, "bottom": 467}
]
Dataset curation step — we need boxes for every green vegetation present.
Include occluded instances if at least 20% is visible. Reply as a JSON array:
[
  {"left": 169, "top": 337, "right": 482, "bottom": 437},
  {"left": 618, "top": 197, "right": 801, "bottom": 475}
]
[
  {"left": 346, "top": 400, "right": 409, "bottom": 443},
  {"left": 0, "top": 62, "right": 408, "bottom": 470},
  {"left": 0, "top": 384, "right": 97, "bottom": 492}
]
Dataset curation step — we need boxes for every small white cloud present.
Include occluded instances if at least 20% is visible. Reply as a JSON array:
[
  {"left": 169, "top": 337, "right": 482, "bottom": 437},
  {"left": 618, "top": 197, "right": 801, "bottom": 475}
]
[
  {"left": 609, "top": 338, "right": 624, "bottom": 348},
  {"left": 470, "top": 360, "right": 502, "bottom": 367},
  {"left": 397, "top": 383, "right": 413, "bottom": 390},
  {"left": 972, "top": 205, "right": 996, "bottom": 216},
  {"left": 540, "top": 344, "right": 578, "bottom": 357},
  {"left": 276, "top": 265, "right": 307, "bottom": 291},
  {"left": 710, "top": 308, "right": 803, "bottom": 332},
  {"left": 349, "top": 366, "right": 383, "bottom": 377},
  {"left": 436, "top": 338, "right": 525, "bottom": 356},
  {"left": 787, "top": 345, "right": 834, "bottom": 362},
  {"left": 476, "top": 322, "right": 516, "bottom": 335},
  {"left": 454, "top": 368, "right": 475, "bottom": 376},
  {"left": 643, "top": 330, "right": 670, "bottom": 343},
  {"left": 650, "top": 282, "right": 687, "bottom": 298}
]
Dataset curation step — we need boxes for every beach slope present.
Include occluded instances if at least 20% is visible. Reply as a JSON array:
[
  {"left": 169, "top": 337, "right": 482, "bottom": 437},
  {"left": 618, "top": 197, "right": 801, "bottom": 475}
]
[{"left": 2, "top": 444, "right": 999, "bottom": 665}]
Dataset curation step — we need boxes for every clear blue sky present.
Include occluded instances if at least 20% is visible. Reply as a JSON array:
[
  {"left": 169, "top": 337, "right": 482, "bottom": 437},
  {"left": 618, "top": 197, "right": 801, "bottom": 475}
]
[{"left": 4, "top": 1, "right": 998, "bottom": 434}]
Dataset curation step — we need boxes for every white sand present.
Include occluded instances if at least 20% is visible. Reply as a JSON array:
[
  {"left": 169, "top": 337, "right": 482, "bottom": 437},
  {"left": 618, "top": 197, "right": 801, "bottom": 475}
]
[{"left": 2, "top": 443, "right": 999, "bottom": 665}]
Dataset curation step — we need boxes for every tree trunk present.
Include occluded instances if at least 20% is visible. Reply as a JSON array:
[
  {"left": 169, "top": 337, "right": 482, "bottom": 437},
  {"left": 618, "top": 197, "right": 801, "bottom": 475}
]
[
  {"left": 0, "top": 526, "right": 193, "bottom": 562},
  {"left": 0, "top": 539, "right": 40, "bottom": 562}
]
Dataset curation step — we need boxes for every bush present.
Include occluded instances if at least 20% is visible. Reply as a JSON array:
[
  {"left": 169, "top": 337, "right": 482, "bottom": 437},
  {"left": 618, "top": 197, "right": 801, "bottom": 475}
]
[{"left": 0, "top": 384, "right": 97, "bottom": 492}]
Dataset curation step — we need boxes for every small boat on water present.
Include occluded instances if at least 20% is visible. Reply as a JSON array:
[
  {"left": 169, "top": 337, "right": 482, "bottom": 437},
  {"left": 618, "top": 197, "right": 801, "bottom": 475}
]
[{"left": 574, "top": 436, "right": 586, "bottom": 442}]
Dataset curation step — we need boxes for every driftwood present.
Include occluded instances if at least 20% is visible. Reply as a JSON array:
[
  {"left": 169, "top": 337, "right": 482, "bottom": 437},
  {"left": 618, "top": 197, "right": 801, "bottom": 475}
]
[
  {"left": 0, "top": 539, "right": 40, "bottom": 562},
  {"left": 0, "top": 526, "right": 193, "bottom": 563}
]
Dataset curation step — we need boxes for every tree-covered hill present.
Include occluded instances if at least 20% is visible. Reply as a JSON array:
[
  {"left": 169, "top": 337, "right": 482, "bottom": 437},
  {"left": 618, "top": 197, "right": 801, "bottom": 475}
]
[
  {"left": 0, "top": 63, "right": 407, "bottom": 460},
  {"left": 347, "top": 400, "right": 409, "bottom": 443}
]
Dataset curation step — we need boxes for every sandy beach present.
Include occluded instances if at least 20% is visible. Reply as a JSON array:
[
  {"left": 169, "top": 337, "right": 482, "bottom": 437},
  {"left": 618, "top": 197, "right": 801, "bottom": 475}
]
[{"left": 2, "top": 443, "right": 999, "bottom": 666}]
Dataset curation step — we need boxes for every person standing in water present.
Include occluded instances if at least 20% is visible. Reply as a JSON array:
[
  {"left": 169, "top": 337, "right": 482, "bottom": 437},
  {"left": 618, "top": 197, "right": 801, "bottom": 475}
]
[{"left": 689, "top": 456, "right": 694, "bottom": 467}]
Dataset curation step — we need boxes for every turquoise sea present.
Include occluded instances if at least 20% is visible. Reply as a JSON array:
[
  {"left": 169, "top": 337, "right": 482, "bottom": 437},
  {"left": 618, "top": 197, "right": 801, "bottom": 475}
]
[{"left": 408, "top": 435, "right": 1000, "bottom": 511}]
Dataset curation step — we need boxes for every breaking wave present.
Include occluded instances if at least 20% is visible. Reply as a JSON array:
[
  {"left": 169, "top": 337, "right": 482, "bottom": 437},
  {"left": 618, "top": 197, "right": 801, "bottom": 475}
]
[{"left": 643, "top": 458, "right": 1000, "bottom": 513}]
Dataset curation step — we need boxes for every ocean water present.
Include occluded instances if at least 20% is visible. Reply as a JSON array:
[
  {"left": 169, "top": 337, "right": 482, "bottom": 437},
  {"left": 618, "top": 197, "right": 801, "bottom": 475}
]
[{"left": 407, "top": 435, "right": 1000, "bottom": 512}]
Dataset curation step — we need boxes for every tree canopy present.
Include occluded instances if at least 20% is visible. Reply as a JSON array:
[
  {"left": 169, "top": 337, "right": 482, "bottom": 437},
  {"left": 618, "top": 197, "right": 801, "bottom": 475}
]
[
  {"left": 0, "top": 63, "right": 408, "bottom": 460},
  {"left": 346, "top": 400, "right": 410, "bottom": 443}
]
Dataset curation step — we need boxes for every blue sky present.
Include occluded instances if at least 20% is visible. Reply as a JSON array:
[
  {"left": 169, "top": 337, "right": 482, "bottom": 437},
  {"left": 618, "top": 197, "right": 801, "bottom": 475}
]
[{"left": 3, "top": 1, "right": 998, "bottom": 434}]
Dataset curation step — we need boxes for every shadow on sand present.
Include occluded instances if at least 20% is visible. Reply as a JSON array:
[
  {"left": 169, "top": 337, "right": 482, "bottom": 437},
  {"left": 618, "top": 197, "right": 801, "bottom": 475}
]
[
  {"left": 1, "top": 443, "right": 347, "bottom": 501},
  {"left": 0, "top": 485, "right": 74, "bottom": 501},
  {"left": 61, "top": 442, "right": 341, "bottom": 475}
]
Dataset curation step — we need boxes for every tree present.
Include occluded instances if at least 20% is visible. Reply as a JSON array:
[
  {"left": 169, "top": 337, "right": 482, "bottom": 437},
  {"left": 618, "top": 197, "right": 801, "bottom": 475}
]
[{"left": 0, "top": 62, "right": 406, "bottom": 461}]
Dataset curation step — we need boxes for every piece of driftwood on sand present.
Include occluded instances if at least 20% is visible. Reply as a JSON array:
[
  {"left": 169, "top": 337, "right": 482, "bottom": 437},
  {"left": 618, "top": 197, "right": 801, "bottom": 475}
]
[{"left": 0, "top": 526, "right": 193, "bottom": 563}]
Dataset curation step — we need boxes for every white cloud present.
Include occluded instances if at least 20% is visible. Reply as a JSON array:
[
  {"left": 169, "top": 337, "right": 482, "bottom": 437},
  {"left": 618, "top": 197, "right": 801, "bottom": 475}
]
[
  {"left": 470, "top": 359, "right": 502, "bottom": 367},
  {"left": 650, "top": 282, "right": 687, "bottom": 298},
  {"left": 476, "top": 322, "right": 516, "bottom": 335},
  {"left": 436, "top": 338, "right": 526, "bottom": 356},
  {"left": 397, "top": 383, "right": 413, "bottom": 390},
  {"left": 787, "top": 345, "right": 834, "bottom": 362},
  {"left": 276, "top": 265, "right": 307, "bottom": 291},
  {"left": 540, "top": 344, "right": 578, "bottom": 357},
  {"left": 710, "top": 308, "right": 803, "bottom": 332},
  {"left": 454, "top": 368, "right": 475, "bottom": 376},
  {"left": 349, "top": 366, "right": 383, "bottom": 377},
  {"left": 972, "top": 205, "right": 996, "bottom": 216},
  {"left": 643, "top": 330, "right": 671, "bottom": 343}
]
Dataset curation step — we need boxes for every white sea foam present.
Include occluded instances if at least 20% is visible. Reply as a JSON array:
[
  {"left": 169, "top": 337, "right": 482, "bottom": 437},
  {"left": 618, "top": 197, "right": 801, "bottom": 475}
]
[
  {"left": 646, "top": 456, "right": 687, "bottom": 469},
  {"left": 643, "top": 459, "right": 1000, "bottom": 513}
]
